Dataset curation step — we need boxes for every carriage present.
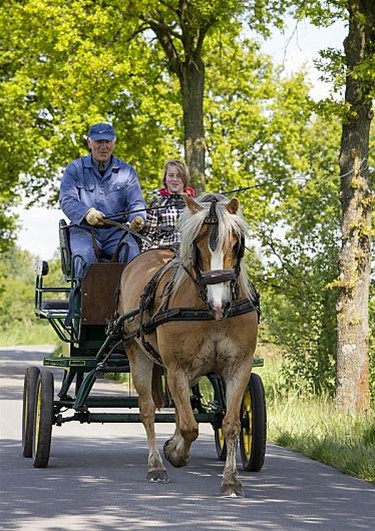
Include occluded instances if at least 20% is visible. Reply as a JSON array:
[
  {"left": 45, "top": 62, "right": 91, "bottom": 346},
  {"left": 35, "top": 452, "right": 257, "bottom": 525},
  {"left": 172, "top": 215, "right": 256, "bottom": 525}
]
[{"left": 22, "top": 194, "right": 267, "bottom": 497}]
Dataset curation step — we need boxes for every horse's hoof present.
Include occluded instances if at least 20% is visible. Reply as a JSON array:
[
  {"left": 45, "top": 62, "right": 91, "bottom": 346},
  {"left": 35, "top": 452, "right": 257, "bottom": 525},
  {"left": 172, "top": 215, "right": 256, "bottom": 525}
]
[
  {"left": 147, "top": 470, "right": 169, "bottom": 483},
  {"left": 163, "top": 440, "right": 189, "bottom": 468},
  {"left": 220, "top": 480, "right": 245, "bottom": 498}
]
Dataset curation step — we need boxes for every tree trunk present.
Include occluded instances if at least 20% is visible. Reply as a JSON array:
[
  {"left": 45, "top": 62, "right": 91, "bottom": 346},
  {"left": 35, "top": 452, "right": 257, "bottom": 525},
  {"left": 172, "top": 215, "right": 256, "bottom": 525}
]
[
  {"left": 180, "top": 57, "right": 205, "bottom": 193},
  {"left": 336, "top": 0, "right": 374, "bottom": 412},
  {"left": 142, "top": 4, "right": 208, "bottom": 193}
]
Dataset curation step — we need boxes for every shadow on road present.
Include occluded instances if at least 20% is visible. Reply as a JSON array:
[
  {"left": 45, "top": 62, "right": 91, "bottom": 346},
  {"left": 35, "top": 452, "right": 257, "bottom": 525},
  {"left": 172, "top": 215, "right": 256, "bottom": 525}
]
[{"left": 1, "top": 434, "right": 374, "bottom": 531}]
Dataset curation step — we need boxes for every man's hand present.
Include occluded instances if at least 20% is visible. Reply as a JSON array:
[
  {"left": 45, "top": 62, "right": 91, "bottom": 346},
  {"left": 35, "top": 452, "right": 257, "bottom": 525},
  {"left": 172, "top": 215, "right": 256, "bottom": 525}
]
[
  {"left": 129, "top": 216, "right": 145, "bottom": 232},
  {"left": 85, "top": 207, "right": 105, "bottom": 226}
]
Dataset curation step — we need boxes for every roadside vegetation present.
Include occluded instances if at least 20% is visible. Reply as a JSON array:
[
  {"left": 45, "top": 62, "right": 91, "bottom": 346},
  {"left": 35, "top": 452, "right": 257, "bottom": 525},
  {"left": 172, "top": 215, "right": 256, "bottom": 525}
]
[
  {"left": 0, "top": 249, "right": 62, "bottom": 346},
  {"left": 254, "top": 342, "right": 375, "bottom": 485}
]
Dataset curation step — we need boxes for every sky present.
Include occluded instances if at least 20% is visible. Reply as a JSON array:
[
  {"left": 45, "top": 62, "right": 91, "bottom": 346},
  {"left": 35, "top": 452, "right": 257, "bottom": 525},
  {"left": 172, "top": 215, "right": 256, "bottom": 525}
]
[{"left": 15, "top": 18, "right": 348, "bottom": 261}]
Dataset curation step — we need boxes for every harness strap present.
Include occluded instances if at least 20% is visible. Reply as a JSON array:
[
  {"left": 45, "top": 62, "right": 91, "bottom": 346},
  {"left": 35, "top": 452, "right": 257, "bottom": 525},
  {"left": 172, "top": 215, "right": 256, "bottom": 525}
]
[
  {"left": 181, "top": 264, "right": 207, "bottom": 301},
  {"left": 137, "top": 256, "right": 177, "bottom": 365},
  {"left": 142, "top": 298, "right": 260, "bottom": 336},
  {"left": 199, "top": 269, "right": 236, "bottom": 285}
]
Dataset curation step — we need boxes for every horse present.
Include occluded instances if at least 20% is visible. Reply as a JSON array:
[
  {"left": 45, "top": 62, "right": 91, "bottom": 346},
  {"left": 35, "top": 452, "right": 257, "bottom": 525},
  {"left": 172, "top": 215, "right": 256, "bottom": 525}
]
[{"left": 117, "top": 192, "right": 259, "bottom": 497}]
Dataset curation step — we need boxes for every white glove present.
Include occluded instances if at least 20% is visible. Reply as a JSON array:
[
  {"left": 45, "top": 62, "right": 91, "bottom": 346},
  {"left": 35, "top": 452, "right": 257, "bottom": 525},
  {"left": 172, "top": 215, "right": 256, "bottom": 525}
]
[
  {"left": 129, "top": 216, "right": 145, "bottom": 232},
  {"left": 85, "top": 207, "right": 105, "bottom": 226}
]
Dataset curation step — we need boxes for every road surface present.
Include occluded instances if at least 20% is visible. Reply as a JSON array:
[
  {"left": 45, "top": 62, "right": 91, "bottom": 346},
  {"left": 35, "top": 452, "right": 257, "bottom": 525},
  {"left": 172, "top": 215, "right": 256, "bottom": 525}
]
[{"left": 0, "top": 345, "right": 374, "bottom": 530}]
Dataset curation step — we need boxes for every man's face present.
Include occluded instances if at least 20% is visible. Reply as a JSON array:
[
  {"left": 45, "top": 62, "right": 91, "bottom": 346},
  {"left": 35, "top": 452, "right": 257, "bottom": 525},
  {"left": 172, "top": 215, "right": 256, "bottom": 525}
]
[{"left": 89, "top": 139, "right": 115, "bottom": 162}]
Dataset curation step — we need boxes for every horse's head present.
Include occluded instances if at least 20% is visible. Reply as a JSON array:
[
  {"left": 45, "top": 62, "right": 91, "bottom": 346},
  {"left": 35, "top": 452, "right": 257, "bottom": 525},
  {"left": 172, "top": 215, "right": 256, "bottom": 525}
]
[{"left": 180, "top": 193, "right": 247, "bottom": 320}]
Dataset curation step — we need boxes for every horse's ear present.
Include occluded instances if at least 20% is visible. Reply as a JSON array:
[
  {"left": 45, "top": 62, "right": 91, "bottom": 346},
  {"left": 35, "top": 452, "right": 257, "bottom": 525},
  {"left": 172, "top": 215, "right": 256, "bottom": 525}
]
[
  {"left": 226, "top": 197, "right": 240, "bottom": 214},
  {"left": 183, "top": 194, "right": 203, "bottom": 213}
]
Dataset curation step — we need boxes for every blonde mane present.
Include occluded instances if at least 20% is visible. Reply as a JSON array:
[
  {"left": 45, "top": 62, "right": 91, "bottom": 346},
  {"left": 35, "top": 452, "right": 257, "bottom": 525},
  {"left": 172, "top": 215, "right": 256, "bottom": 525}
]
[{"left": 168, "top": 193, "right": 255, "bottom": 301}]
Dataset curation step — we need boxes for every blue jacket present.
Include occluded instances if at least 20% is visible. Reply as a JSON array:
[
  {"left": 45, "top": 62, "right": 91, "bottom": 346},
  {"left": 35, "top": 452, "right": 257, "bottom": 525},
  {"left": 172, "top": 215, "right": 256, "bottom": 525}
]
[{"left": 59, "top": 155, "right": 146, "bottom": 224}]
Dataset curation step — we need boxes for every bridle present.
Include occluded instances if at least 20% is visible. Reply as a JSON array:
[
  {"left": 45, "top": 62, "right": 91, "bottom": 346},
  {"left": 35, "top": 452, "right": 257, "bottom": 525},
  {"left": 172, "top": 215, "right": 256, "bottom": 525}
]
[{"left": 189, "top": 198, "right": 245, "bottom": 304}]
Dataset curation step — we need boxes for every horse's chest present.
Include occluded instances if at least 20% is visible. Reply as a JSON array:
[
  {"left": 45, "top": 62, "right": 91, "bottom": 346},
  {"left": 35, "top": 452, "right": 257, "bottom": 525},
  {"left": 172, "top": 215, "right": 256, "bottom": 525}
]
[{"left": 178, "top": 331, "right": 240, "bottom": 373}]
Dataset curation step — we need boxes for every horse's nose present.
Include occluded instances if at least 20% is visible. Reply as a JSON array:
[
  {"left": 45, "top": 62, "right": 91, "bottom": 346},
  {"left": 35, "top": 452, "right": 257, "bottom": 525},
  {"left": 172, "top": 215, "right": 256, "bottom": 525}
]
[
  {"left": 212, "top": 304, "right": 224, "bottom": 321},
  {"left": 208, "top": 301, "right": 232, "bottom": 321},
  {"left": 207, "top": 284, "right": 232, "bottom": 320}
]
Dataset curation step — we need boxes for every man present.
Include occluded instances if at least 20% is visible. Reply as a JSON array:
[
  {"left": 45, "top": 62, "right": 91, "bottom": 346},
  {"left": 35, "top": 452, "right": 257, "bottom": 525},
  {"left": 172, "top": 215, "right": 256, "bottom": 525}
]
[
  {"left": 59, "top": 123, "right": 146, "bottom": 323},
  {"left": 60, "top": 122, "right": 146, "bottom": 278}
]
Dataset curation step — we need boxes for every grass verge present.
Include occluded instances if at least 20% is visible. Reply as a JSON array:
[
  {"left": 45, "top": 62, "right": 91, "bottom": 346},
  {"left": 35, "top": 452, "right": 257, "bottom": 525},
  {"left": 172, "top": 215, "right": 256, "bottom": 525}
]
[
  {"left": 0, "top": 322, "right": 57, "bottom": 346},
  {"left": 254, "top": 354, "right": 375, "bottom": 484}
]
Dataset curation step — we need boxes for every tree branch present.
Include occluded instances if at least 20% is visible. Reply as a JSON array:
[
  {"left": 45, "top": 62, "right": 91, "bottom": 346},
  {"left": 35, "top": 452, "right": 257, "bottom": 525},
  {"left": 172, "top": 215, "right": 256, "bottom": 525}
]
[
  {"left": 140, "top": 15, "right": 183, "bottom": 75},
  {"left": 159, "top": 0, "right": 179, "bottom": 15}
]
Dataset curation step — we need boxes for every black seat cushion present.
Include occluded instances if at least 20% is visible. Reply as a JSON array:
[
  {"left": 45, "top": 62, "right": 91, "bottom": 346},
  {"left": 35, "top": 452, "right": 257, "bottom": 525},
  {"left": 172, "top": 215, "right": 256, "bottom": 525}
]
[{"left": 41, "top": 300, "right": 69, "bottom": 311}]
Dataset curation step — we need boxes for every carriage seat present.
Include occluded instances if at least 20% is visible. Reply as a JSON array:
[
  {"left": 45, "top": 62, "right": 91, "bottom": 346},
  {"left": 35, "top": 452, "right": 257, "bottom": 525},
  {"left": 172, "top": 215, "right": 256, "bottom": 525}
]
[{"left": 35, "top": 260, "right": 125, "bottom": 325}]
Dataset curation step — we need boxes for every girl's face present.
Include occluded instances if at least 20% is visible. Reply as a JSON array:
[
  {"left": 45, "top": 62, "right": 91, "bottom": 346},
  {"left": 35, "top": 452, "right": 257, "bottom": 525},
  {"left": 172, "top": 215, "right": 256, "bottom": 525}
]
[{"left": 165, "top": 164, "right": 185, "bottom": 194}]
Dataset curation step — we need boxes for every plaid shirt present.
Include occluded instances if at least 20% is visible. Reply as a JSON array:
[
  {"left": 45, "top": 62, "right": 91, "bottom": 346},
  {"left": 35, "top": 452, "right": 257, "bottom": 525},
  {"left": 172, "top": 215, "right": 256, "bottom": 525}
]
[{"left": 141, "top": 189, "right": 194, "bottom": 251}]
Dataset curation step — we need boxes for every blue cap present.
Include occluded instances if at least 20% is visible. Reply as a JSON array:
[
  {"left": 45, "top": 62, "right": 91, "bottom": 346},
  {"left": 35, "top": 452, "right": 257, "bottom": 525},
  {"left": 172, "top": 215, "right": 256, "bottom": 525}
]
[{"left": 89, "top": 123, "right": 115, "bottom": 141}]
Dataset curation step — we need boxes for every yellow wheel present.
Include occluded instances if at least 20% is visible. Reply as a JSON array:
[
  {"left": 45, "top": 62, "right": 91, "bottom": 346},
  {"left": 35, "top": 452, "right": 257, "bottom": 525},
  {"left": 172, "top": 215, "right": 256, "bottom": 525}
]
[
  {"left": 22, "top": 367, "right": 40, "bottom": 457},
  {"left": 32, "top": 370, "right": 54, "bottom": 468},
  {"left": 214, "top": 424, "right": 227, "bottom": 460},
  {"left": 239, "top": 373, "right": 266, "bottom": 471},
  {"left": 209, "top": 375, "right": 227, "bottom": 460}
]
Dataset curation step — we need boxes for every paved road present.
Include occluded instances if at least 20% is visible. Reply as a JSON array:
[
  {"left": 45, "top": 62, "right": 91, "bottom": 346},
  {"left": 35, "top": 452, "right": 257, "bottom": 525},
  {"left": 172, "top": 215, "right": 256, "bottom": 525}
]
[{"left": 0, "top": 346, "right": 374, "bottom": 531}]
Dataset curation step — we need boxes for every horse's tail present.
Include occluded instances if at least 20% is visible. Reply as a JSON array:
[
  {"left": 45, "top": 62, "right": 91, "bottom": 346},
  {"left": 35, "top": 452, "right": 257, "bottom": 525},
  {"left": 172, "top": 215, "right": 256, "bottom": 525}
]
[{"left": 152, "top": 364, "right": 164, "bottom": 410}]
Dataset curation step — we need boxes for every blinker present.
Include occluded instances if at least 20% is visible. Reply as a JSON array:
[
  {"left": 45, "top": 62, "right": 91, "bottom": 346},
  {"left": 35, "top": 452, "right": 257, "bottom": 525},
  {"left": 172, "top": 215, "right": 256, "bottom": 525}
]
[{"left": 204, "top": 199, "right": 219, "bottom": 251}]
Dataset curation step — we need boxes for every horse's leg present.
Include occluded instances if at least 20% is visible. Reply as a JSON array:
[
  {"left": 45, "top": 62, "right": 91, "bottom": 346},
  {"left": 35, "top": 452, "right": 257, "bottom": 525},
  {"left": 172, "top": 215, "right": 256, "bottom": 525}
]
[
  {"left": 126, "top": 343, "right": 169, "bottom": 483},
  {"left": 163, "top": 367, "right": 198, "bottom": 468},
  {"left": 220, "top": 365, "right": 253, "bottom": 497}
]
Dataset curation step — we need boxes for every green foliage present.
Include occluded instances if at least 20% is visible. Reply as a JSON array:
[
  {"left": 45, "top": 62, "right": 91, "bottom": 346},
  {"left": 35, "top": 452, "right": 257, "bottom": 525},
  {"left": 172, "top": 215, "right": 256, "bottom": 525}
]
[
  {"left": 1, "top": 0, "right": 183, "bottom": 210},
  {"left": 0, "top": 322, "right": 56, "bottom": 347},
  {"left": 292, "top": 0, "right": 347, "bottom": 26},
  {"left": 252, "top": 115, "right": 342, "bottom": 394},
  {"left": 0, "top": 248, "right": 38, "bottom": 337},
  {"left": 0, "top": 246, "right": 63, "bottom": 336},
  {"left": 204, "top": 32, "right": 322, "bottom": 224},
  {"left": 0, "top": 0, "right": 298, "bottom": 218},
  {"left": 0, "top": 212, "right": 18, "bottom": 254},
  {"left": 2, "top": 0, "right": 372, "bottom": 404}
]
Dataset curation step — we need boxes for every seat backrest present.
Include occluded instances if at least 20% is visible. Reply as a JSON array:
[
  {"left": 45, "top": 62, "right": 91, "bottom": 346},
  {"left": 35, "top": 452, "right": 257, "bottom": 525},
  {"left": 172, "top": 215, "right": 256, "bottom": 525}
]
[{"left": 59, "top": 219, "right": 72, "bottom": 279}]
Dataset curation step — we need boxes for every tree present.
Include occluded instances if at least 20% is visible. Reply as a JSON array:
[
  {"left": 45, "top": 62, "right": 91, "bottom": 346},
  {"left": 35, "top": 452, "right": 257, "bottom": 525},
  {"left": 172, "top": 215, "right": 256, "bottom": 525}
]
[
  {"left": 289, "top": 0, "right": 374, "bottom": 411},
  {"left": 134, "top": 0, "right": 292, "bottom": 190},
  {"left": 335, "top": 0, "right": 374, "bottom": 412},
  {"left": 1, "top": 1, "right": 306, "bottom": 212},
  {"left": 1, "top": 0, "right": 183, "bottom": 206},
  {"left": 139, "top": 1, "right": 212, "bottom": 191}
]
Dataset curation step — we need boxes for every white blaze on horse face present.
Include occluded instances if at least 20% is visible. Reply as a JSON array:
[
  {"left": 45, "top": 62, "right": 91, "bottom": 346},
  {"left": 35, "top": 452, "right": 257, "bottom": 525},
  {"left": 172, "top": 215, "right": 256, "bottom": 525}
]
[{"left": 207, "top": 245, "right": 231, "bottom": 320}]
